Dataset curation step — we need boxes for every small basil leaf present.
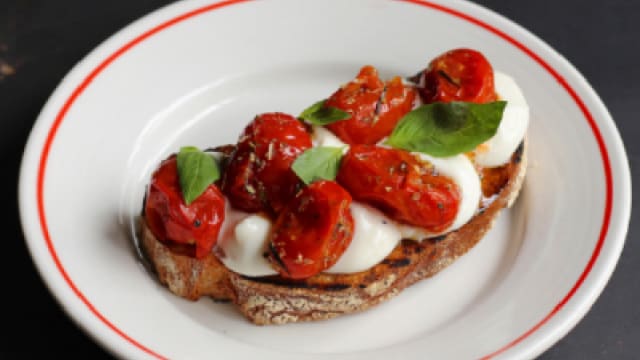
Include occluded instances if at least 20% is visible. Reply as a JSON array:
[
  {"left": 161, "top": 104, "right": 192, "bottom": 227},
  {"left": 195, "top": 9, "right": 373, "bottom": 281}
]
[
  {"left": 299, "top": 100, "right": 325, "bottom": 119},
  {"left": 299, "top": 99, "right": 351, "bottom": 125},
  {"left": 292, "top": 146, "right": 345, "bottom": 185},
  {"left": 177, "top": 146, "right": 220, "bottom": 205},
  {"left": 385, "top": 101, "right": 506, "bottom": 157}
]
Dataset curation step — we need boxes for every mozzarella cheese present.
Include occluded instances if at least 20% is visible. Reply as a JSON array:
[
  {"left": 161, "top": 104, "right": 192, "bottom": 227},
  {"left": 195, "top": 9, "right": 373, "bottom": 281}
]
[
  {"left": 312, "top": 125, "right": 348, "bottom": 148},
  {"left": 325, "top": 203, "right": 402, "bottom": 273},
  {"left": 217, "top": 206, "right": 277, "bottom": 277},
  {"left": 474, "top": 71, "right": 529, "bottom": 167}
]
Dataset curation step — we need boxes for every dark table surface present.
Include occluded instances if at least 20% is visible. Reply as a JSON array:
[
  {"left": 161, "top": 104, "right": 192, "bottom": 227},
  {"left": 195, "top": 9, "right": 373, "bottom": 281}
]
[{"left": 2, "top": 0, "right": 637, "bottom": 358}]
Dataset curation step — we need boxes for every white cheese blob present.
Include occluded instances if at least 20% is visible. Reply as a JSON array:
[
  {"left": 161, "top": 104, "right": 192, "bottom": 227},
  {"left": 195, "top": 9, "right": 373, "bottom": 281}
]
[
  {"left": 399, "top": 153, "right": 481, "bottom": 238},
  {"left": 217, "top": 208, "right": 277, "bottom": 277},
  {"left": 311, "top": 125, "right": 348, "bottom": 148},
  {"left": 474, "top": 71, "right": 529, "bottom": 167},
  {"left": 326, "top": 203, "right": 402, "bottom": 273}
]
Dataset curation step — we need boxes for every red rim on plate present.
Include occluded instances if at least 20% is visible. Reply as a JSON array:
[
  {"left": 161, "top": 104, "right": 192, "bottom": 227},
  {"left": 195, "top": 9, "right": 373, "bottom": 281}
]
[{"left": 34, "top": 0, "right": 613, "bottom": 358}]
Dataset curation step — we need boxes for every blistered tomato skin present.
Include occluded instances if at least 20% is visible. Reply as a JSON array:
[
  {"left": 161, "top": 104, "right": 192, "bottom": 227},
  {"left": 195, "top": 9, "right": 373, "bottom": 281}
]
[
  {"left": 417, "top": 48, "right": 497, "bottom": 104},
  {"left": 222, "top": 113, "right": 312, "bottom": 213},
  {"left": 337, "top": 145, "right": 460, "bottom": 233},
  {"left": 326, "top": 66, "right": 416, "bottom": 145},
  {"left": 268, "top": 181, "right": 354, "bottom": 279},
  {"left": 145, "top": 156, "right": 225, "bottom": 259}
]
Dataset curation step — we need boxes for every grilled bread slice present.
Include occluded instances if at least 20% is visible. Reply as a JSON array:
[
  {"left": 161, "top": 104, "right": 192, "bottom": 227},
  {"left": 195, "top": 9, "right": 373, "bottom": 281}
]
[{"left": 140, "top": 142, "right": 526, "bottom": 325}]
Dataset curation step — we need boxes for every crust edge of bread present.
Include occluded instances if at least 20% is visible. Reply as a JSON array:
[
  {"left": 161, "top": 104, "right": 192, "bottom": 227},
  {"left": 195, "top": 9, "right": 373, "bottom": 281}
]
[{"left": 140, "top": 142, "right": 527, "bottom": 325}]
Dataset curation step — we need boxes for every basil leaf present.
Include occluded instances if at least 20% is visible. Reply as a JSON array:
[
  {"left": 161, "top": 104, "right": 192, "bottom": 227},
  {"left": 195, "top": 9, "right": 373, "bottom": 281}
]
[
  {"left": 177, "top": 146, "right": 220, "bottom": 205},
  {"left": 385, "top": 101, "right": 506, "bottom": 157},
  {"left": 292, "top": 146, "right": 345, "bottom": 185},
  {"left": 299, "top": 99, "right": 351, "bottom": 125}
]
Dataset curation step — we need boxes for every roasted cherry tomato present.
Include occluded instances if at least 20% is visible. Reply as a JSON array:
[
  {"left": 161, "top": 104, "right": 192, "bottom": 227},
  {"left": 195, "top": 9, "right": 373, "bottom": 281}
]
[
  {"left": 268, "top": 181, "right": 354, "bottom": 279},
  {"left": 337, "top": 145, "right": 460, "bottom": 233},
  {"left": 416, "top": 48, "right": 496, "bottom": 104},
  {"left": 325, "top": 65, "right": 416, "bottom": 145},
  {"left": 145, "top": 156, "right": 225, "bottom": 259},
  {"left": 222, "top": 112, "right": 312, "bottom": 213}
]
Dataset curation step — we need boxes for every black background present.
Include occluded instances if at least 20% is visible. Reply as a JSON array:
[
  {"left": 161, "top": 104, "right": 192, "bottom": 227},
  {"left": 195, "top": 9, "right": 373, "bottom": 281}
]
[{"left": 2, "top": 0, "right": 637, "bottom": 358}]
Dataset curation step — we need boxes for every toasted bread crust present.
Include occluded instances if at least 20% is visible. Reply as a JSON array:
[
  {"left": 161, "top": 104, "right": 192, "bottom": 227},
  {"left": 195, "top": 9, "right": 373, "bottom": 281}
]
[{"left": 140, "top": 142, "right": 527, "bottom": 325}]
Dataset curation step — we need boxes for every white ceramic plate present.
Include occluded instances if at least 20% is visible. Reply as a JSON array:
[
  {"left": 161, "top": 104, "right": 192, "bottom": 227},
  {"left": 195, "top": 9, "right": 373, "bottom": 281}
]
[{"left": 19, "top": 0, "right": 631, "bottom": 359}]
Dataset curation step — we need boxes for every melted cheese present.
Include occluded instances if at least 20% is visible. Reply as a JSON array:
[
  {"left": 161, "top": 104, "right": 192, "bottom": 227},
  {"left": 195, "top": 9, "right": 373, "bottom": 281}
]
[
  {"left": 325, "top": 203, "right": 402, "bottom": 273},
  {"left": 474, "top": 71, "right": 529, "bottom": 167},
  {"left": 217, "top": 206, "right": 277, "bottom": 277},
  {"left": 312, "top": 125, "right": 348, "bottom": 148}
]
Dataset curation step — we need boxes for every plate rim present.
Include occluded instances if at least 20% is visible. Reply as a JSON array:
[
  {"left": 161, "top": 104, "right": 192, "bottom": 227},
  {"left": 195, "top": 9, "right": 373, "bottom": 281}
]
[{"left": 17, "top": 0, "right": 631, "bottom": 359}]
